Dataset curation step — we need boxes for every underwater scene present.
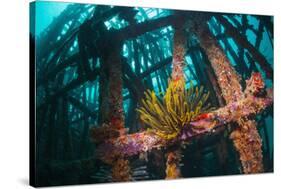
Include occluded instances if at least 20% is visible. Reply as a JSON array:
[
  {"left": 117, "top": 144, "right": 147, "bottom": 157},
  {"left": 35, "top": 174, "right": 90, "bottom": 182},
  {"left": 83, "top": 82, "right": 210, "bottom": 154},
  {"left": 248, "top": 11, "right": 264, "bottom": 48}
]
[{"left": 30, "top": 1, "right": 273, "bottom": 187}]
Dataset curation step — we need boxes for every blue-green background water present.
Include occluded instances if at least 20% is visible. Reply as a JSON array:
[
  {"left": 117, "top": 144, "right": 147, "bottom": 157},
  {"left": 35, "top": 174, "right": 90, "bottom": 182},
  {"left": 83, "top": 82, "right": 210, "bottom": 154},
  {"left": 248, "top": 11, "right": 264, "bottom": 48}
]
[
  {"left": 32, "top": 1, "right": 68, "bottom": 36},
  {"left": 31, "top": 1, "right": 273, "bottom": 187}
]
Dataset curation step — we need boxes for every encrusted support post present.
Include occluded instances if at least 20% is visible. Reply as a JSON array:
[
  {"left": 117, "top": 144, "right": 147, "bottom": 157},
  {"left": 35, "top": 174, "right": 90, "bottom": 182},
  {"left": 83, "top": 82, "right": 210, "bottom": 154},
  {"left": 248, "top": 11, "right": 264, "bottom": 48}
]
[
  {"left": 108, "top": 47, "right": 125, "bottom": 131},
  {"left": 112, "top": 158, "right": 132, "bottom": 182},
  {"left": 171, "top": 22, "right": 187, "bottom": 82},
  {"left": 192, "top": 16, "right": 264, "bottom": 173},
  {"left": 108, "top": 45, "right": 132, "bottom": 181},
  {"left": 165, "top": 17, "right": 187, "bottom": 179},
  {"left": 92, "top": 41, "right": 132, "bottom": 182},
  {"left": 165, "top": 147, "right": 182, "bottom": 179},
  {"left": 108, "top": 44, "right": 131, "bottom": 182},
  {"left": 98, "top": 58, "right": 110, "bottom": 124}
]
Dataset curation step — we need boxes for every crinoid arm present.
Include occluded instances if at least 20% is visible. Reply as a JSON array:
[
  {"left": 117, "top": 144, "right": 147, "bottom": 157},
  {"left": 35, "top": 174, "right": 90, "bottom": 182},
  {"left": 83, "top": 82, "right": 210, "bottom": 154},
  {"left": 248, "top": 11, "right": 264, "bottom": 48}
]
[{"left": 137, "top": 78, "right": 212, "bottom": 140}]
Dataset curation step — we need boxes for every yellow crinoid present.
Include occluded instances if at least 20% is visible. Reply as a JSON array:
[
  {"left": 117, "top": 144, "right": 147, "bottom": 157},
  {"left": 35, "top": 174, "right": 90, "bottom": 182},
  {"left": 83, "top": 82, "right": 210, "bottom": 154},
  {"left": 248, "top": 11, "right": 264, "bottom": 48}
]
[{"left": 137, "top": 77, "right": 211, "bottom": 140}]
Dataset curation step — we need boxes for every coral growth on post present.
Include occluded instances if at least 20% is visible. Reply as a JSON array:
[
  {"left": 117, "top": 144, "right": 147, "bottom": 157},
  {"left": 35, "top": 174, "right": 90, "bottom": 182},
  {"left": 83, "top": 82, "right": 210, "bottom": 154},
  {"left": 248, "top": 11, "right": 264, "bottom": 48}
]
[
  {"left": 165, "top": 149, "right": 182, "bottom": 179},
  {"left": 93, "top": 46, "right": 133, "bottom": 182},
  {"left": 230, "top": 119, "right": 264, "bottom": 173},
  {"left": 112, "top": 158, "right": 132, "bottom": 182},
  {"left": 193, "top": 20, "right": 266, "bottom": 173},
  {"left": 93, "top": 20, "right": 272, "bottom": 176}
]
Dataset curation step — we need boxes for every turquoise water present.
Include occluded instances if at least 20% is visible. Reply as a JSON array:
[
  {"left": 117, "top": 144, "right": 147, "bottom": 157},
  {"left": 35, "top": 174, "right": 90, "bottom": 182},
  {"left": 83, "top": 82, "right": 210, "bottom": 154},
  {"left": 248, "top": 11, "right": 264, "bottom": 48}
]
[
  {"left": 31, "top": 2, "right": 273, "bottom": 186},
  {"left": 34, "top": 1, "right": 69, "bottom": 36}
]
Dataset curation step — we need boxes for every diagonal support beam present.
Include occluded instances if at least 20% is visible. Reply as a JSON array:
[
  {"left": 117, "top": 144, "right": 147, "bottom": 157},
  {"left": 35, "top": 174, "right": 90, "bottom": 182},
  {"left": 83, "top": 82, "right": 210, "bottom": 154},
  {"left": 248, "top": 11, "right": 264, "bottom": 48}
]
[
  {"left": 215, "top": 15, "right": 273, "bottom": 80},
  {"left": 67, "top": 96, "right": 96, "bottom": 118},
  {"left": 192, "top": 16, "right": 269, "bottom": 173}
]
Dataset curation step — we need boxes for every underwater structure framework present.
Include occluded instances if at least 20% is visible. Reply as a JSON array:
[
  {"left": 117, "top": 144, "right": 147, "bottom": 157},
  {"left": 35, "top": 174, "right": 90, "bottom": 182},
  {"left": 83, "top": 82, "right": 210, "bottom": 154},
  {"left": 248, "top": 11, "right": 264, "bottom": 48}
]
[{"left": 30, "top": 1, "right": 273, "bottom": 187}]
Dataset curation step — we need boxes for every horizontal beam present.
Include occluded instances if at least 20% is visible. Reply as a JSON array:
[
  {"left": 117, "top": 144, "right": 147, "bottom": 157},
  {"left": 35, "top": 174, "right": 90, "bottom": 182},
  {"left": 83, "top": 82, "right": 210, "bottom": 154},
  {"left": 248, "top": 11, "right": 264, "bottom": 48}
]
[{"left": 94, "top": 73, "right": 272, "bottom": 163}]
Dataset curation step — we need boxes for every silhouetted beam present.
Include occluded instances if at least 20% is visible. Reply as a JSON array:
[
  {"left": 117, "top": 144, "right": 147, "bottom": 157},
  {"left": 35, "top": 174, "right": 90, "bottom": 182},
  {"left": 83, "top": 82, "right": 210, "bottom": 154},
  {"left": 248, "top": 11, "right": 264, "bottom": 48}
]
[
  {"left": 37, "top": 60, "right": 145, "bottom": 110},
  {"left": 37, "top": 7, "right": 161, "bottom": 86},
  {"left": 37, "top": 6, "right": 129, "bottom": 89},
  {"left": 123, "top": 75, "right": 140, "bottom": 101},
  {"left": 37, "top": 68, "right": 100, "bottom": 110},
  {"left": 38, "top": 56, "right": 172, "bottom": 109},
  {"left": 37, "top": 53, "right": 80, "bottom": 86},
  {"left": 37, "top": 5, "right": 86, "bottom": 60},
  {"left": 255, "top": 20, "right": 265, "bottom": 49},
  {"left": 138, "top": 46, "right": 204, "bottom": 79},
  {"left": 215, "top": 15, "right": 273, "bottom": 79},
  {"left": 38, "top": 6, "right": 124, "bottom": 62},
  {"left": 140, "top": 57, "right": 172, "bottom": 78},
  {"left": 224, "top": 15, "right": 258, "bottom": 36},
  {"left": 43, "top": 29, "right": 78, "bottom": 71},
  {"left": 78, "top": 28, "right": 93, "bottom": 78},
  {"left": 67, "top": 96, "right": 96, "bottom": 118},
  {"left": 38, "top": 15, "right": 175, "bottom": 88},
  {"left": 118, "top": 15, "right": 174, "bottom": 40},
  {"left": 122, "top": 61, "right": 146, "bottom": 93},
  {"left": 255, "top": 15, "right": 273, "bottom": 38}
]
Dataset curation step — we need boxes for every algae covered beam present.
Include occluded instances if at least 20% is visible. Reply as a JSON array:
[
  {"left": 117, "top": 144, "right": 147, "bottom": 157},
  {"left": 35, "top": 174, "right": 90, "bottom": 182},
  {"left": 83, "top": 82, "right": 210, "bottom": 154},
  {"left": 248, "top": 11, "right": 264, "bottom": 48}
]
[{"left": 94, "top": 73, "right": 272, "bottom": 163}]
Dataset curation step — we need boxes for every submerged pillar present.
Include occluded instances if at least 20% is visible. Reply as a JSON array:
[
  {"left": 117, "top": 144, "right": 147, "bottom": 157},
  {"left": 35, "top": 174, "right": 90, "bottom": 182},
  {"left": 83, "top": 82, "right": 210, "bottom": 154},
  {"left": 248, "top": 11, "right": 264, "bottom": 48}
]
[
  {"left": 98, "top": 58, "right": 110, "bottom": 124},
  {"left": 164, "top": 18, "right": 187, "bottom": 179},
  {"left": 107, "top": 46, "right": 125, "bottom": 130},
  {"left": 112, "top": 158, "right": 132, "bottom": 182},
  {"left": 107, "top": 44, "right": 132, "bottom": 181},
  {"left": 171, "top": 22, "right": 187, "bottom": 82},
  {"left": 193, "top": 17, "right": 264, "bottom": 173},
  {"left": 165, "top": 148, "right": 182, "bottom": 179},
  {"left": 92, "top": 39, "right": 132, "bottom": 181}
]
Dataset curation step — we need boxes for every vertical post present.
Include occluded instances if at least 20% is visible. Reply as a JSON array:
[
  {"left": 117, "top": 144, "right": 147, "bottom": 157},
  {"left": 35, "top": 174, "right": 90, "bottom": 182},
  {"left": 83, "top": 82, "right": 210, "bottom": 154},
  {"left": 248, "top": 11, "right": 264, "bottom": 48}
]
[
  {"left": 106, "top": 42, "right": 132, "bottom": 181},
  {"left": 98, "top": 59, "right": 110, "bottom": 125},
  {"left": 165, "top": 148, "right": 182, "bottom": 179},
  {"left": 171, "top": 23, "right": 187, "bottom": 82},
  {"left": 165, "top": 17, "right": 187, "bottom": 179},
  {"left": 112, "top": 158, "right": 132, "bottom": 182},
  {"left": 108, "top": 46, "right": 125, "bottom": 131}
]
